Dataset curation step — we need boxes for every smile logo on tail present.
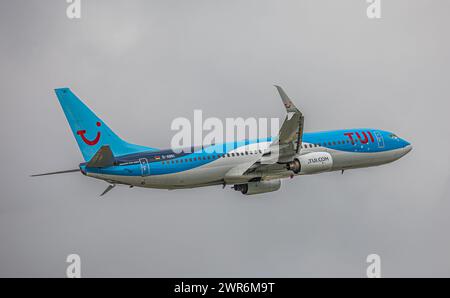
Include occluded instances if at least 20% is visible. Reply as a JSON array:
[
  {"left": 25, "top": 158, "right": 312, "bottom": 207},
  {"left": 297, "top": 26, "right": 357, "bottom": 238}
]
[{"left": 77, "top": 122, "right": 101, "bottom": 146}]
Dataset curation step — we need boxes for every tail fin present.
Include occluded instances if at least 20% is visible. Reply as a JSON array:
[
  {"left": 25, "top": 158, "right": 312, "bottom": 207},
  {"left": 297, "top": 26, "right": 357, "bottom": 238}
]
[{"left": 55, "top": 88, "right": 158, "bottom": 161}]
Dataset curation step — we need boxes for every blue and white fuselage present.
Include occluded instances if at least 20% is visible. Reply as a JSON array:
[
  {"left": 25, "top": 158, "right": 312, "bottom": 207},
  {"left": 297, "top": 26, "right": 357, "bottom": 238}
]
[
  {"left": 33, "top": 87, "right": 412, "bottom": 196},
  {"left": 82, "top": 130, "right": 411, "bottom": 190}
]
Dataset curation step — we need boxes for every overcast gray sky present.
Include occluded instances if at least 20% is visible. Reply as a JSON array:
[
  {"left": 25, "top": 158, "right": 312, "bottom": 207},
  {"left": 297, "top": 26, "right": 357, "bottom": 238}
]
[{"left": 1, "top": 0, "right": 449, "bottom": 277}]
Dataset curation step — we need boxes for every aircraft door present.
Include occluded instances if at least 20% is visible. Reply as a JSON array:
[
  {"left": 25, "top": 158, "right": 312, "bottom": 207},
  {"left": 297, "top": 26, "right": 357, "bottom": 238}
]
[
  {"left": 373, "top": 131, "right": 385, "bottom": 149},
  {"left": 139, "top": 158, "right": 150, "bottom": 177}
]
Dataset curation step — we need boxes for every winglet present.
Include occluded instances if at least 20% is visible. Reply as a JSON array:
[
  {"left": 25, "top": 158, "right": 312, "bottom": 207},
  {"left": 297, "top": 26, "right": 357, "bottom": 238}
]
[
  {"left": 273, "top": 85, "right": 304, "bottom": 153},
  {"left": 274, "top": 85, "right": 301, "bottom": 114}
]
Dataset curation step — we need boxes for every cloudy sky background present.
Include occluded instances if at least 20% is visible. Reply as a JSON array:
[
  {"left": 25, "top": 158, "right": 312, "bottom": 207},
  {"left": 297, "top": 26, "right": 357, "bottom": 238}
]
[{"left": 0, "top": 0, "right": 449, "bottom": 277}]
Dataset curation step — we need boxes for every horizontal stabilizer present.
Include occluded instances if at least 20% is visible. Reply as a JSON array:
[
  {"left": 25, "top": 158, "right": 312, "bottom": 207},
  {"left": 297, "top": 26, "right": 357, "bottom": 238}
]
[
  {"left": 31, "top": 169, "right": 80, "bottom": 177},
  {"left": 100, "top": 184, "right": 116, "bottom": 196},
  {"left": 87, "top": 145, "right": 115, "bottom": 168}
]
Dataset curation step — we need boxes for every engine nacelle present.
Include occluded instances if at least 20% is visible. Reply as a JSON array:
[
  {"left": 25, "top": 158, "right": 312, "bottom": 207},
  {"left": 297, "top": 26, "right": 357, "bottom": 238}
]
[
  {"left": 234, "top": 180, "right": 281, "bottom": 195},
  {"left": 286, "top": 152, "right": 333, "bottom": 174}
]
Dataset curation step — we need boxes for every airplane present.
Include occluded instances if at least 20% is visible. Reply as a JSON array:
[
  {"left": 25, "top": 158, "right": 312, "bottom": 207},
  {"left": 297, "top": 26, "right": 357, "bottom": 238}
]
[{"left": 32, "top": 86, "right": 412, "bottom": 196}]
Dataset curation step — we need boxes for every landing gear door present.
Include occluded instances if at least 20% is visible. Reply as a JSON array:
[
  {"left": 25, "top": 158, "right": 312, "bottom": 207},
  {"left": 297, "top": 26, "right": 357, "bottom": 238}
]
[
  {"left": 139, "top": 158, "right": 150, "bottom": 177},
  {"left": 373, "top": 131, "right": 385, "bottom": 149}
]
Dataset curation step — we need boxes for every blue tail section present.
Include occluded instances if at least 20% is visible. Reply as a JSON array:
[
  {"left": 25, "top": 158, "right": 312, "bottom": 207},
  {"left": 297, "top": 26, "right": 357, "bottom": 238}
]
[{"left": 55, "top": 88, "right": 158, "bottom": 161}]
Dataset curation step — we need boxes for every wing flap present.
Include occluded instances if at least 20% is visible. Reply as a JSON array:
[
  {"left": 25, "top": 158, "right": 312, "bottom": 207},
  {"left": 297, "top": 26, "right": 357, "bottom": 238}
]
[{"left": 224, "top": 161, "right": 258, "bottom": 184}]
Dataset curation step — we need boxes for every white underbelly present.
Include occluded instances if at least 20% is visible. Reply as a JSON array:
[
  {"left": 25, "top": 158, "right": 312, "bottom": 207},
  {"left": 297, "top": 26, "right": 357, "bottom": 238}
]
[{"left": 329, "top": 147, "right": 407, "bottom": 169}]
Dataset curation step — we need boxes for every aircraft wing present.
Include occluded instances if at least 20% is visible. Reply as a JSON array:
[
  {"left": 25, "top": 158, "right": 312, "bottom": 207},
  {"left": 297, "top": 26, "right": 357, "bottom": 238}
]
[
  {"left": 243, "top": 86, "right": 304, "bottom": 178},
  {"left": 275, "top": 85, "right": 304, "bottom": 151},
  {"left": 225, "top": 86, "right": 304, "bottom": 183},
  {"left": 265, "top": 85, "right": 304, "bottom": 162}
]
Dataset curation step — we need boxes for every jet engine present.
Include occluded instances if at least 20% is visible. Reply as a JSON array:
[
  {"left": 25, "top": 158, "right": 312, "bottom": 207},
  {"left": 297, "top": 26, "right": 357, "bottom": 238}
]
[
  {"left": 233, "top": 180, "right": 281, "bottom": 195},
  {"left": 286, "top": 152, "right": 333, "bottom": 174}
]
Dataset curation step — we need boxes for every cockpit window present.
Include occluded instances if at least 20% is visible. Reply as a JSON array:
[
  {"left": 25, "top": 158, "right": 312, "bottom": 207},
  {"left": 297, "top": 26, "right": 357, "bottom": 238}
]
[{"left": 389, "top": 134, "right": 399, "bottom": 139}]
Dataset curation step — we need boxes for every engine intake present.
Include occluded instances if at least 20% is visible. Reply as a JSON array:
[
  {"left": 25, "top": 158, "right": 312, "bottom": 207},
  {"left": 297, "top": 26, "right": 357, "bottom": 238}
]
[{"left": 287, "top": 152, "right": 333, "bottom": 174}]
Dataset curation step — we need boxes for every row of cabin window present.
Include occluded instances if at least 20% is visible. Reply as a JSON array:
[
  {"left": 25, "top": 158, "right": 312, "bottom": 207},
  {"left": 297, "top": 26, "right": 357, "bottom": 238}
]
[
  {"left": 160, "top": 150, "right": 264, "bottom": 164},
  {"left": 160, "top": 140, "right": 361, "bottom": 164},
  {"left": 301, "top": 139, "right": 360, "bottom": 149}
]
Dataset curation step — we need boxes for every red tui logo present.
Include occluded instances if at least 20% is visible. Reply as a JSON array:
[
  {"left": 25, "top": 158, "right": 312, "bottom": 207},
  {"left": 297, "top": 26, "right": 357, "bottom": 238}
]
[
  {"left": 344, "top": 131, "right": 375, "bottom": 144},
  {"left": 77, "top": 122, "right": 101, "bottom": 146}
]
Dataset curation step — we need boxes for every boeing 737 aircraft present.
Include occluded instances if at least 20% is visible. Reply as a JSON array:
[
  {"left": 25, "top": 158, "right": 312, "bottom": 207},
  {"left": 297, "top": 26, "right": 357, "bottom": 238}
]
[{"left": 32, "top": 87, "right": 412, "bottom": 196}]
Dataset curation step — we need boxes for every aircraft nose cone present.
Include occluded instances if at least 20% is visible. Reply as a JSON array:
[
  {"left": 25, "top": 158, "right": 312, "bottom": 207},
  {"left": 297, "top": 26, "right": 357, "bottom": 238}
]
[{"left": 403, "top": 144, "right": 412, "bottom": 155}]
